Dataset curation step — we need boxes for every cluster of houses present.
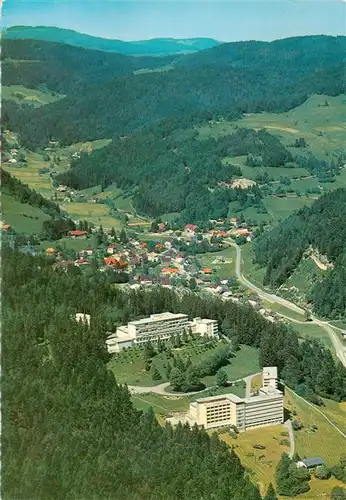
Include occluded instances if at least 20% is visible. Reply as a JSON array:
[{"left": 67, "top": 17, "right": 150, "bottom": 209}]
[{"left": 35, "top": 220, "right": 278, "bottom": 321}]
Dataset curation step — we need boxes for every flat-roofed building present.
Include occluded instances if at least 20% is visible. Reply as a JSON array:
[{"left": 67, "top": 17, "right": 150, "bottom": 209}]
[
  {"left": 190, "top": 317, "right": 218, "bottom": 337},
  {"left": 179, "top": 369, "right": 284, "bottom": 432},
  {"left": 106, "top": 312, "right": 219, "bottom": 353},
  {"left": 243, "top": 387, "right": 284, "bottom": 429},
  {"left": 262, "top": 366, "right": 278, "bottom": 389},
  {"left": 128, "top": 312, "right": 189, "bottom": 345}
]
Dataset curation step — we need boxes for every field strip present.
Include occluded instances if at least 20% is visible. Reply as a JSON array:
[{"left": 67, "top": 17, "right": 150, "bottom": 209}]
[{"left": 289, "top": 389, "right": 346, "bottom": 439}]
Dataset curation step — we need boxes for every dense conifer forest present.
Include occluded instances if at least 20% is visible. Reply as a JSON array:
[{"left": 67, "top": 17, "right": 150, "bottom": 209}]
[
  {"left": 3, "top": 36, "right": 345, "bottom": 149},
  {"left": 56, "top": 127, "right": 290, "bottom": 223},
  {"left": 253, "top": 188, "right": 346, "bottom": 318},
  {"left": 3, "top": 246, "right": 346, "bottom": 499},
  {"left": 2, "top": 39, "right": 175, "bottom": 95},
  {"left": 3, "top": 248, "right": 264, "bottom": 500}
]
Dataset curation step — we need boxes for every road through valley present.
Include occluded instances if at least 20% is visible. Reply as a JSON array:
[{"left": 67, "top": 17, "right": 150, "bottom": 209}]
[{"left": 227, "top": 241, "right": 346, "bottom": 367}]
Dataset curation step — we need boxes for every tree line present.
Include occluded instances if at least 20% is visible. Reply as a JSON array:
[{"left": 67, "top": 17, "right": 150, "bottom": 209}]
[
  {"left": 253, "top": 188, "right": 346, "bottom": 318},
  {"left": 2, "top": 246, "right": 262, "bottom": 500}
]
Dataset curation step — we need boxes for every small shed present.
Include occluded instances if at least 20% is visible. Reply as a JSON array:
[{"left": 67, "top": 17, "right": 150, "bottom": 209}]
[{"left": 297, "top": 457, "right": 325, "bottom": 469}]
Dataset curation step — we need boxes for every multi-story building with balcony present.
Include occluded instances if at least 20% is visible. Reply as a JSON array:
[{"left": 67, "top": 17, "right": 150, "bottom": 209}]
[
  {"left": 169, "top": 366, "right": 283, "bottom": 432},
  {"left": 186, "top": 385, "right": 283, "bottom": 431},
  {"left": 106, "top": 312, "right": 218, "bottom": 353}
]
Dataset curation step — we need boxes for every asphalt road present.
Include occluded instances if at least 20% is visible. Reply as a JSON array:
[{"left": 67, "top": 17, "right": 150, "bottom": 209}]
[
  {"left": 284, "top": 419, "right": 295, "bottom": 458},
  {"left": 227, "top": 241, "right": 346, "bottom": 367},
  {"left": 129, "top": 372, "right": 261, "bottom": 397}
]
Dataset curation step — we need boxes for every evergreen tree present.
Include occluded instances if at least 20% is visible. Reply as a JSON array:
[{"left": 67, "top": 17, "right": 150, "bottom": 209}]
[
  {"left": 216, "top": 368, "right": 228, "bottom": 387},
  {"left": 264, "top": 482, "right": 278, "bottom": 500},
  {"left": 119, "top": 228, "right": 128, "bottom": 243},
  {"left": 151, "top": 366, "right": 162, "bottom": 381}
]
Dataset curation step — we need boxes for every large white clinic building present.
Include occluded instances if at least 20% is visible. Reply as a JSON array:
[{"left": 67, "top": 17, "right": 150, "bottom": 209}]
[
  {"left": 169, "top": 367, "right": 284, "bottom": 432},
  {"left": 106, "top": 312, "right": 218, "bottom": 353}
]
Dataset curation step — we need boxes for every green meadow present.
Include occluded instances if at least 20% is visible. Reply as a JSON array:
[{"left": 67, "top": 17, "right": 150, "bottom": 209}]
[
  {"left": 2, "top": 193, "right": 51, "bottom": 234},
  {"left": 2, "top": 85, "right": 64, "bottom": 107}
]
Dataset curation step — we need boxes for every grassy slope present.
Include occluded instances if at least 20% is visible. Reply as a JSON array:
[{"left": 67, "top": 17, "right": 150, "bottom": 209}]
[
  {"left": 198, "top": 94, "right": 346, "bottom": 161},
  {"left": 108, "top": 342, "right": 259, "bottom": 387},
  {"left": 1, "top": 139, "right": 140, "bottom": 229},
  {"left": 285, "top": 388, "right": 346, "bottom": 466},
  {"left": 2, "top": 193, "right": 51, "bottom": 234},
  {"left": 279, "top": 257, "right": 324, "bottom": 306},
  {"left": 2, "top": 85, "right": 64, "bottom": 106},
  {"left": 220, "top": 388, "right": 346, "bottom": 497},
  {"left": 201, "top": 94, "right": 346, "bottom": 226}
]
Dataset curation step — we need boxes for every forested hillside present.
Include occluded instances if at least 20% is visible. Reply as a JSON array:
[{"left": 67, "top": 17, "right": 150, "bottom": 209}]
[
  {"left": 3, "top": 26, "right": 220, "bottom": 55},
  {"left": 4, "top": 36, "right": 345, "bottom": 149},
  {"left": 2, "top": 39, "right": 175, "bottom": 95},
  {"left": 253, "top": 188, "right": 346, "bottom": 318},
  {"left": 56, "top": 127, "right": 291, "bottom": 223},
  {"left": 1, "top": 169, "right": 76, "bottom": 239},
  {"left": 2, "top": 247, "right": 264, "bottom": 500},
  {"left": 1, "top": 168, "right": 62, "bottom": 218},
  {"left": 3, "top": 247, "right": 346, "bottom": 499}
]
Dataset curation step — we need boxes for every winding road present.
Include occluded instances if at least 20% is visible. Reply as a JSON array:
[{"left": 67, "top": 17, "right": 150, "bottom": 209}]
[
  {"left": 128, "top": 372, "right": 260, "bottom": 397},
  {"left": 227, "top": 241, "right": 346, "bottom": 367}
]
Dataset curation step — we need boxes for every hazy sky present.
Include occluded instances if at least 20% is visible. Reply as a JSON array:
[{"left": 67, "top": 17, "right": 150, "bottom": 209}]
[{"left": 2, "top": 0, "right": 345, "bottom": 42}]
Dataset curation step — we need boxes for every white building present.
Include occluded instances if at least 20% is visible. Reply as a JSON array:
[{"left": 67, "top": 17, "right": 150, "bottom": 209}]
[
  {"left": 167, "top": 366, "right": 283, "bottom": 432},
  {"left": 190, "top": 317, "right": 218, "bottom": 337},
  {"left": 106, "top": 312, "right": 219, "bottom": 353},
  {"left": 183, "top": 386, "right": 283, "bottom": 431},
  {"left": 75, "top": 313, "right": 91, "bottom": 326},
  {"left": 263, "top": 366, "right": 278, "bottom": 389}
]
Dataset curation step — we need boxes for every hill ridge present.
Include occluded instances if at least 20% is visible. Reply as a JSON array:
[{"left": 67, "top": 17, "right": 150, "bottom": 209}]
[{"left": 2, "top": 25, "right": 221, "bottom": 56}]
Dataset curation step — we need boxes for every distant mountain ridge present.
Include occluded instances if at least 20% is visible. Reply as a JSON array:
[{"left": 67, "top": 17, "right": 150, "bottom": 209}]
[{"left": 2, "top": 26, "right": 221, "bottom": 56}]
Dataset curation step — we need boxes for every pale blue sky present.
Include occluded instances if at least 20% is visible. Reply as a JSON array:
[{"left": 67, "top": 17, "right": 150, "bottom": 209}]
[{"left": 2, "top": 0, "right": 345, "bottom": 42}]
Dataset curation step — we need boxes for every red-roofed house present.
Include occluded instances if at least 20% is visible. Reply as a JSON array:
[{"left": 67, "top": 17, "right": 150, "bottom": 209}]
[
  {"left": 104, "top": 256, "right": 119, "bottom": 267},
  {"left": 202, "top": 267, "right": 213, "bottom": 275},
  {"left": 185, "top": 224, "right": 198, "bottom": 234},
  {"left": 69, "top": 230, "right": 87, "bottom": 238},
  {"left": 161, "top": 267, "right": 179, "bottom": 275},
  {"left": 75, "top": 258, "right": 89, "bottom": 265}
]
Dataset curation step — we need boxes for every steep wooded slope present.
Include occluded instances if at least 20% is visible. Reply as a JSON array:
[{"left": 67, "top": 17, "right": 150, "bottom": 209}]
[
  {"left": 2, "top": 39, "right": 175, "bottom": 95},
  {"left": 253, "top": 188, "right": 346, "bottom": 318},
  {"left": 4, "top": 35, "right": 345, "bottom": 149}
]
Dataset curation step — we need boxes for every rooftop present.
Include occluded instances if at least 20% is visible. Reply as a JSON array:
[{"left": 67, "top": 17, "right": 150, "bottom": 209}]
[
  {"left": 302, "top": 457, "right": 325, "bottom": 468},
  {"left": 195, "top": 392, "right": 244, "bottom": 405},
  {"left": 129, "top": 312, "right": 188, "bottom": 326},
  {"left": 263, "top": 366, "right": 278, "bottom": 379}
]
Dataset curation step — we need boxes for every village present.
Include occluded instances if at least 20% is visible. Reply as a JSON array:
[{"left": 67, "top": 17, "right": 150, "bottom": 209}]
[{"left": 1, "top": 214, "right": 281, "bottom": 325}]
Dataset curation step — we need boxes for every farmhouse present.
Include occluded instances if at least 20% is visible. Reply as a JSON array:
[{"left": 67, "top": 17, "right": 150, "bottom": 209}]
[
  {"left": 297, "top": 457, "right": 325, "bottom": 470},
  {"left": 69, "top": 229, "right": 87, "bottom": 238},
  {"left": 106, "top": 312, "right": 219, "bottom": 353},
  {"left": 202, "top": 267, "right": 213, "bottom": 275}
]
